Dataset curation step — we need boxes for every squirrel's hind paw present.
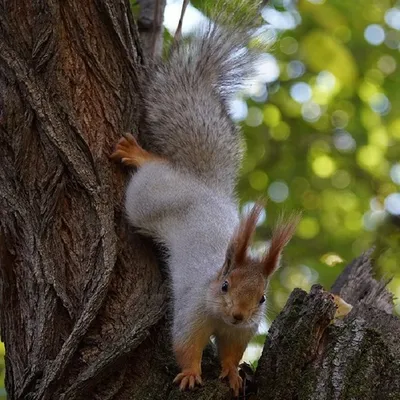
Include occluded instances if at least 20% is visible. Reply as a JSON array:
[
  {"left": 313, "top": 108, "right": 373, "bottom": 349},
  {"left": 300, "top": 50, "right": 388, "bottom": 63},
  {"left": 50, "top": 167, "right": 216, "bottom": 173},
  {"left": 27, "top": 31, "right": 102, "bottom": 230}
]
[
  {"left": 220, "top": 367, "right": 243, "bottom": 397},
  {"left": 173, "top": 370, "right": 203, "bottom": 391}
]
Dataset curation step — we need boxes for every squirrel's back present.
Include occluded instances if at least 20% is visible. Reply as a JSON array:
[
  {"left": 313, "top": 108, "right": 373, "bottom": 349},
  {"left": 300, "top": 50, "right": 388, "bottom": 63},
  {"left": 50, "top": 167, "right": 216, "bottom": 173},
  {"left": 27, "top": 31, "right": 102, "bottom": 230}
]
[{"left": 140, "top": 3, "right": 260, "bottom": 194}]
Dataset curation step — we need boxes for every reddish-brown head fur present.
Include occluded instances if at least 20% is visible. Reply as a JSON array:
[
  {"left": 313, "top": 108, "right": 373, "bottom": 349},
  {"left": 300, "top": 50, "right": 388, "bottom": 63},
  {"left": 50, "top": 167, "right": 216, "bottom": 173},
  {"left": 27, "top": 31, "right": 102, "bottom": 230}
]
[
  {"left": 209, "top": 204, "right": 300, "bottom": 326},
  {"left": 227, "top": 203, "right": 300, "bottom": 278},
  {"left": 232, "top": 203, "right": 264, "bottom": 266}
]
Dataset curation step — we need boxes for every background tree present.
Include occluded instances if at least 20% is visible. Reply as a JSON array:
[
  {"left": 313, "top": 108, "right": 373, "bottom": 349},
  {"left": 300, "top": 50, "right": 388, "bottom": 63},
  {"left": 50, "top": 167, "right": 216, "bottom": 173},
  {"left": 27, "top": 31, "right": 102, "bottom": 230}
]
[{"left": 0, "top": 0, "right": 399, "bottom": 399}]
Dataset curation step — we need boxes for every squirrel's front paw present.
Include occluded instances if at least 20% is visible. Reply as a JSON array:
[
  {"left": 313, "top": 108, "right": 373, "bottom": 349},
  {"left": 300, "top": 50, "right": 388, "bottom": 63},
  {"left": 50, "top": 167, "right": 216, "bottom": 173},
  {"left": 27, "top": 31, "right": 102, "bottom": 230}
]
[
  {"left": 110, "top": 133, "right": 140, "bottom": 166},
  {"left": 220, "top": 366, "right": 243, "bottom": 397},
  {"left": 173, "top": 370, "right": 203, "bottom": 391},
  {"left": 110, "top": 133, "right": 165, "bottom": 167}
]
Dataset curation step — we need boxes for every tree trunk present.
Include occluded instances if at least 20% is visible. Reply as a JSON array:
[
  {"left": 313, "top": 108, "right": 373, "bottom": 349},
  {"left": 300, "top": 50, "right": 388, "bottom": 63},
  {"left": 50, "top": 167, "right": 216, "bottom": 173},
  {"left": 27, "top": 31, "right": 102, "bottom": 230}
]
[
  {"left": 0, "top": 1, "right": 167, "bottom": 399},
  {"left": 0, "top": 2, "right": 399, "bottom": 400}
]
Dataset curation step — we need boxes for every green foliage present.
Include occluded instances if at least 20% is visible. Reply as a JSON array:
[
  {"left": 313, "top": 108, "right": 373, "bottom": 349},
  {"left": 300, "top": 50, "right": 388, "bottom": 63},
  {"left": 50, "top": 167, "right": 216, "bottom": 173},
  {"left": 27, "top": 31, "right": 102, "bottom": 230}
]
[
  {"left": 192, "top": 0, "right": 259, "bottom": 18},
  {"left": 129, "top": 0, "right": 141, "bottom": 19},
  {"left": 1, "top": 0, "right": 399, "bottom": 393},
  {"left": 234, "top": 0, "right": 400, "bottom": 322},
  {"left": 166, "top": 0, "right": 400, "bottom": 326},
  {"left": 176, "top": 0, "right": 399, "bottom": 364},
  {"left": 192, "top": 0, "right": 264, "bottom": 33}
]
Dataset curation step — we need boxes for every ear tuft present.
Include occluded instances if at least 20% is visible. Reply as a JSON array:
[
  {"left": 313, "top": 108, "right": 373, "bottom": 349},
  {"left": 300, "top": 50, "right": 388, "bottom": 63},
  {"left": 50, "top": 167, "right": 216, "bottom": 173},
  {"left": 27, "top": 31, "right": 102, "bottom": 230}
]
[
  {"left": 262, "top": 212, "right": 301, "bottom": 277},
  {"left": 233, "top": 203, "right": 264, "bottom": 265}
]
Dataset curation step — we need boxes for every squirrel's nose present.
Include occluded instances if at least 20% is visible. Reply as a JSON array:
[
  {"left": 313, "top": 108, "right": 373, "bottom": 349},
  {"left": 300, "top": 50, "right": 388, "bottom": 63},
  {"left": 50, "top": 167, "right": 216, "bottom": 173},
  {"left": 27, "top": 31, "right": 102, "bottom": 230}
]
[{"left": 232, "top": 313, "right": 244, "bottom": 322}]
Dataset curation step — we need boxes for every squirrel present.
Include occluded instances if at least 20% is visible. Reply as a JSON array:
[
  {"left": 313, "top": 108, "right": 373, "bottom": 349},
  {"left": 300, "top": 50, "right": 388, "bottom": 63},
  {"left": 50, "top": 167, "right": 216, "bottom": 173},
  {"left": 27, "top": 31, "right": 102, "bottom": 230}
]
[{"left": 111, "top": 1, "right": 299, "bottom": 396}]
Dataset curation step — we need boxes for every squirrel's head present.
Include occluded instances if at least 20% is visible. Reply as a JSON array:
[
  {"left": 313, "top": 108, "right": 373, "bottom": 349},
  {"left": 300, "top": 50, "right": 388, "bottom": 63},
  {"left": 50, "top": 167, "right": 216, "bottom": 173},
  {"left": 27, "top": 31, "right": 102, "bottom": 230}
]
[{"left": 207, "top": 204, "right": 299, "bottom": 328}]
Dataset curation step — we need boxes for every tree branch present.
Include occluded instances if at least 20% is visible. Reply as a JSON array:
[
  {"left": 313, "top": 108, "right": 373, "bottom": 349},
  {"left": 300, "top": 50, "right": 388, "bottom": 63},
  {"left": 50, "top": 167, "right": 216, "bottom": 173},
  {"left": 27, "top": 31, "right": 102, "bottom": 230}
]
[{"left": 136, "top": 0, "right": 167, "bottom": 60}]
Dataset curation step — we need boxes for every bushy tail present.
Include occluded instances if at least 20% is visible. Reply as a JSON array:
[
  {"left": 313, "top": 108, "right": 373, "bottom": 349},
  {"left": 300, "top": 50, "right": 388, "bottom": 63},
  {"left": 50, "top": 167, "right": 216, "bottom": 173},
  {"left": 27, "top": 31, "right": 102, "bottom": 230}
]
[
  {"left": 168, "top": 1, "right": 262, "bottom": 100},
  {"left": 141, "top": 1, "right": 263, "bottom": 195}
]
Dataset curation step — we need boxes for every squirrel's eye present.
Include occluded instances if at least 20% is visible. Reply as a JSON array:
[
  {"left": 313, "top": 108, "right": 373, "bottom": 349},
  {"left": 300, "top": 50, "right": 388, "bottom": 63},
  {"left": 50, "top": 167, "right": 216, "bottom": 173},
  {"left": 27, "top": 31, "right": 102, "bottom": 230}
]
[
  {"left": 259, "top": 295, "right": 266, "bottom": 304},
  {"left": 221, "top": 281, "right": 229, "bottom": 293}
]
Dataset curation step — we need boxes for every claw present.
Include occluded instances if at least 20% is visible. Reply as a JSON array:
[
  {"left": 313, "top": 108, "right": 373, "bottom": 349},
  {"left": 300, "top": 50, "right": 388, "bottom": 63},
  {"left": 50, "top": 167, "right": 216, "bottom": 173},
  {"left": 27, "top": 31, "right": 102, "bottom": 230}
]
[
  {"left": 110, "top": 133, "right": 165, "bottom": 167},
  {"left": 220, "top": 366, "right": 243, "bottom": 397},
  {"left": 122, "top": 132, "right": 136, "bottom": 143},
  {"left": 173, "top": 370, "right": 203, "bottom": 391}
]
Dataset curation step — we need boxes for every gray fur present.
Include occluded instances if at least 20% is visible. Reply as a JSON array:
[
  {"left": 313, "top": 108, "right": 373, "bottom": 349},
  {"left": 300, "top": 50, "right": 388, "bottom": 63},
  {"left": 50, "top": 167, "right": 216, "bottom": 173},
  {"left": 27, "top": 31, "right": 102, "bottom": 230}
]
[
  {"left": 140, "top": 6, "right": 260, "bottom": 195},
  {"left": 125, "top": 163, "right": 241, "bottom": 344},
  {"left": 125, "top": 0, "right": 263, "bottom": 364}
]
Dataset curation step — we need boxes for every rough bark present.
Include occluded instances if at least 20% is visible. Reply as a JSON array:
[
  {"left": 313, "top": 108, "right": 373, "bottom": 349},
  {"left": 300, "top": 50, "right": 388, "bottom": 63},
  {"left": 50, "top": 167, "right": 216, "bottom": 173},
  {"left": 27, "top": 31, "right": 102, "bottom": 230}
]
[
  {"left": 136, "top": 0, "right": 166, "bottom": 59},
  {"left": 0, "top": 1, "right": 167, "bottom": 399},
  {"left": 0, "top": 1, "right": 399, "bottom": 400},
  {"left": 256, "top": 250, "right": 400, "bottom": 400}
]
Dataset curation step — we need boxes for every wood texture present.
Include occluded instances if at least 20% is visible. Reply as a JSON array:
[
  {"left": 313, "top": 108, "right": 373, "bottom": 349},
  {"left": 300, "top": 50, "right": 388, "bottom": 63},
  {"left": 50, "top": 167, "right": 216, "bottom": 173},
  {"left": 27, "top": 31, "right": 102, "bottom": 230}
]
[
  {"left": 137, "top": 0, "right": 167, "bottom": 59},
  {"left": 0, "top": 1, "right": 399, "bottom": 399},
  {"left": 256, "top": 251, "right": 400, "bottom": 400},
  {"left": 0, "top": 1, "right": 167, "bottom": 399}
]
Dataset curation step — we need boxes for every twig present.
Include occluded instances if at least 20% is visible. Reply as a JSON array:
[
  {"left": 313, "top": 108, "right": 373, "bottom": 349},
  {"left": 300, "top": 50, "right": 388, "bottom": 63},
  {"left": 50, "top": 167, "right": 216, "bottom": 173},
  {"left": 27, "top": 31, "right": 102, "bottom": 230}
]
[
  {"left": 171, "top": 0, "right": 190, "bottom": 50},
  {"left": 151, "top": 0, "right": 163, "bottom": 58}
]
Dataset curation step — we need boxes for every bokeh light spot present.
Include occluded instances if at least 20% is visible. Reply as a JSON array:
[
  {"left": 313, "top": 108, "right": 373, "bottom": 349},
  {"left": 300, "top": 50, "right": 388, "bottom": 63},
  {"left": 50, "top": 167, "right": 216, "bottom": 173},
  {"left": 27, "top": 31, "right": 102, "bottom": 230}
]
[
  {"left": 316, "top": 71, "right": 336, "bottom": 92},
  {"left": 229, "top": 99, "right": 248, "bottom": 121},
  {"left": 358, "top": 80, "right": 380, "bottom": 102},
  {"left": 263, "top": 104, "right": 281, "bottom": 127},
  {"left": 369, "top": 93, "right": 390, "bottom": 115},
  {"left": 338, "top": 191, "right": 359, "bottom": 211},
  {"left": 321, "top": 253, "right": 344, "bottom": 267},
  {"left": 364, "top": 24, "right": 385, "bottom": 45},
  {"left": 333, "top": 130, "right": 356, "bottom": 152},
  {"left": 261, "top": 8, "right": 298, "bottom": 30},
  {"left": 331, "top": 110, "right": 349, "bottom": 128},
  {"left": 268, "top": 181, "right": 289, "bottom": 203},
  {"left": 390, "top": 164, "right": 400, "bottom": 184},
  {"left": 385, "top": 8, "right": 400, "bottom": 30},
  {"left": 388, "top": 119, "right": 400, "bottom": 139},
  {"left": 312, "top": 155, "right": 336, "bottom": 178},
  {"left": 297, "top": 217, "right": 320, "bottom": 239},
  {"left": 255, "top": 54, "right": 280, "bottom": 83},
  {"left": 246, "top": 107, "right": 264, "bottom": 127},
  {"left": 385, "top": 193, "right": 400, "bottom": 215},
  {"left": 287, "top": 60, "right": 305, "bottom": 79},
  {"left": 302, "top": 102, "right": 321, "bottom": 122},
  {"left": 280, "top": 37, "right": 298, "bottom": 55},
  {"left": 357, "top": 145, "right": 383, "bottom": 169},
  {"left": 369, "top": 126, "right": 389, "bottom": 148},
  {"left": 290, "top": 82, "right": 312, "bottom": 103},
  {"left": 378, "top": 55, "right": 397, "bottom": 75},
  {"left": 363, "top": 210, "right": 386, "bottom": 231},
  {"left": 270, "top": 121, "right": 291, "bottom": 141},
  {"left": 249, "top": 170, "right": 269, "bottom": 191},
  {"left": 331, "top": 170, "right": 351, "bottom": 189}
]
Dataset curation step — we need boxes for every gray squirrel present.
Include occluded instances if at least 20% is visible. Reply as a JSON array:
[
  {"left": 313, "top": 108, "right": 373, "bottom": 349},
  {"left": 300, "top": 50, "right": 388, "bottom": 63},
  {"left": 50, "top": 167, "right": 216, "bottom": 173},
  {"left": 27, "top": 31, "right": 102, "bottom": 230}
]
[{"left": 111, "top": 1, "right": 299, "bottom": 396}]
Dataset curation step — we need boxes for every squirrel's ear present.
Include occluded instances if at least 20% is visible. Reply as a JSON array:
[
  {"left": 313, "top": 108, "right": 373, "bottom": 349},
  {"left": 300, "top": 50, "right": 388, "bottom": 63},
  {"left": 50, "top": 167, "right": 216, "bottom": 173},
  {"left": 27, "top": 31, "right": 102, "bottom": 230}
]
[
  {"left": 219, "top": 242, "right": 235, "bottom": 277},
  {"left": 262, "top": 213, "right": 300, "bottom": 277},
  {"left": 232, "top": 203, "right": 264, "bottom": 266}
]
